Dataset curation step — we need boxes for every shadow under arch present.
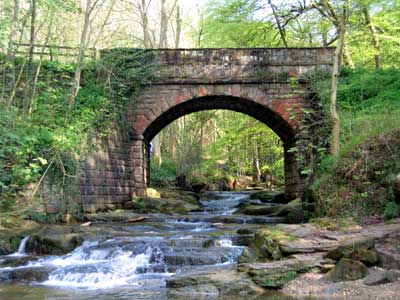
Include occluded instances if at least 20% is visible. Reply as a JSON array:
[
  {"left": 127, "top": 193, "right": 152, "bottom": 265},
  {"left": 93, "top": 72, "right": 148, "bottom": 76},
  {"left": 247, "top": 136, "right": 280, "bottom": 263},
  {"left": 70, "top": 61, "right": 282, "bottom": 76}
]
[
  {"left": 141, "top": 96, "right": 301, "bottom": 199},
  {"left": 143, "top": 96, "right": 296, "bottom": 144}
]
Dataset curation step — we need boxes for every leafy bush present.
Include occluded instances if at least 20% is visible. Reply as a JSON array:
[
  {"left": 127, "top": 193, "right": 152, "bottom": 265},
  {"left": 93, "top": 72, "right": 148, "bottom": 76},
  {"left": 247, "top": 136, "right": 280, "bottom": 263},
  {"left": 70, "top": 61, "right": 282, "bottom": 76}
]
[
  {"left": 384, "top": 202, "right": 400, "bottom": 220},
  {"left": 150, "top": 158, "right": 177, "bottom": 186},
  {"left": 0, "top": 51, "right": 154, "bottom": 216},
  {"left": 309, "top": 68, "right": 400, "bottom": 221}
]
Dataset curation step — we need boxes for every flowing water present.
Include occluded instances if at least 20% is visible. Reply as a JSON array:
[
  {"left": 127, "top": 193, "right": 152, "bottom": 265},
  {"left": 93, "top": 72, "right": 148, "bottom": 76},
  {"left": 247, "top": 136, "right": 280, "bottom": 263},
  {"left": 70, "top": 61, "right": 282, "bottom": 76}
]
[{"left": 0, "top": 192, "right": 294, "bottom": 300}]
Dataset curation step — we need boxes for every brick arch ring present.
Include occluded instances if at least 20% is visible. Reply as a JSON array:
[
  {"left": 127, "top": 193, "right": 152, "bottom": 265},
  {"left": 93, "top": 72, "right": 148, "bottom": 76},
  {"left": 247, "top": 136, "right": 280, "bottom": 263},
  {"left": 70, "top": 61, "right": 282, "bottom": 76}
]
[{"left": 130, "top": 86, "right": 306, "bottom": 200}]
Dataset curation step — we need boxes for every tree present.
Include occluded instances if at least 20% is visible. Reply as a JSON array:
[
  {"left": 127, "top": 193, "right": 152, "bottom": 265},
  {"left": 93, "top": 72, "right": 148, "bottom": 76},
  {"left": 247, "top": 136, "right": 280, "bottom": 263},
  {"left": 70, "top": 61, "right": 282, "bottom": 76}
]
[
  {"left": 2, "top": 0, "right": 19, "bottom": 106},
  {"left": 70, "top": 0, "right": 95, "bottom": 109},
  {"left": 329, "top": 1, "right": 348, "bottom": 157}
]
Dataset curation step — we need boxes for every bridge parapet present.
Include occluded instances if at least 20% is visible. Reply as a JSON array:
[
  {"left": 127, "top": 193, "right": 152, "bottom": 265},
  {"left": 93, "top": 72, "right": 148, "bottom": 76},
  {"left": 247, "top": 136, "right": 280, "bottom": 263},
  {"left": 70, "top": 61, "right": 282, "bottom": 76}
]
[{"left": 151, "top": 48, "right": 334, "bottom": 84}]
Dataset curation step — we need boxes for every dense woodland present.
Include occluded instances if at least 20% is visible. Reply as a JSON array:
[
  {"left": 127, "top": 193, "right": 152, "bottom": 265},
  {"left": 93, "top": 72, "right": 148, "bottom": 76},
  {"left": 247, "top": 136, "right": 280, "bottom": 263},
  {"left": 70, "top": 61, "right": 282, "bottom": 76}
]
[{"left": 0, "top": 0, "right": 400, "bottom": 223}]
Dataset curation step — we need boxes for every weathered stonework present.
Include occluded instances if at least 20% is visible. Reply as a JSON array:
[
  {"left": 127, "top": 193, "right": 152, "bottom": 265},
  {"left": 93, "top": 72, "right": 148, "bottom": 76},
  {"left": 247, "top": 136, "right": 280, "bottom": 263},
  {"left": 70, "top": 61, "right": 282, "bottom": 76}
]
[{"left": 80, "top": 48, "right": 334, "bottom": 212}]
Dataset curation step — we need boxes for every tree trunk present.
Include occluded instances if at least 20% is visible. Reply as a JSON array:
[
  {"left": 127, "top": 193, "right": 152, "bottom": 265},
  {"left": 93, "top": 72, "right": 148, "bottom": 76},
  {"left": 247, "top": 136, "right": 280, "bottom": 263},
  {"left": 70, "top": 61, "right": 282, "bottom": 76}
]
[
  {"left": 175, "top": 2, "right": 182, "bottom": 48},
  {"left": 152, "top": 134, "right": 162, "bottom": 168},
  {"left": 70, "top": 0, "right": 93, "bottom": 109},
  {"left": 92, "top": 0, "right": 117, "bottom": 49},
  {"left": 159, "top": 0, "right": 168, "bottom": 47},
  {"left": 253, "top": 140, "right": 261, "bottom": 182},
  {"left": 140, "top": 0, "right": 152, "bottom": 48},
  {"left": 268, "top": 0, "right": 288, "bottom": 47},
  {"left": 3, "top": 0, "right": 19, "bottom": 105},
  {"left": 330, "top": 7, "right": 347, "bottom": 158},
  {"left": 28, "top": 0, "right": 36, "bottom": 64},
  {"left": 342, "top": 44, "right": 355, "bottom": 68},
  {"left": 363, "top": 5, "right": 381, "bottom": 68},
  {"left": 29, "top": 11, "right": 54, "bottom": 114},
  {"left": 23, "top": 0, "right": 37, "bottom": 107}
]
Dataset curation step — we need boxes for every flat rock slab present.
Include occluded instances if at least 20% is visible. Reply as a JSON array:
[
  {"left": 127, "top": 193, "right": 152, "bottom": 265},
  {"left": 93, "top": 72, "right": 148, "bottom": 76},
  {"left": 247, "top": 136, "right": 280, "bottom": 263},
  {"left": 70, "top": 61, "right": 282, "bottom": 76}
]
[
  {"left": 166, "top": 265, "right": 264, "bottom": 296},
  {"left": 364, "top": 269, "right": 400, "bottom": 286},
  {"left": 375, "top": 233, "right": 400, "bottom": 269},
  {"left": 282, "top": 271, "right": 400, "bottom": 300},
  {"left": 280, "top": 238, "right": 339, "bottom": 254},
  {"left": 239, "top": 252, "right": 334, "bottom": 288},
  {"left": 276, "top": 220, "right": 400, "bottom": 256}
]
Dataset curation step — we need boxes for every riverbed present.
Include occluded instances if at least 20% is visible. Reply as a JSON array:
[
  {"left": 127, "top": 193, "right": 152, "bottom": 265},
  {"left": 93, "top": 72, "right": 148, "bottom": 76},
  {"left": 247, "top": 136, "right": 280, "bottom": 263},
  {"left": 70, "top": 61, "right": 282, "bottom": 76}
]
[{"left": 0, "top": 192, "right": 295, "bottom": 300}]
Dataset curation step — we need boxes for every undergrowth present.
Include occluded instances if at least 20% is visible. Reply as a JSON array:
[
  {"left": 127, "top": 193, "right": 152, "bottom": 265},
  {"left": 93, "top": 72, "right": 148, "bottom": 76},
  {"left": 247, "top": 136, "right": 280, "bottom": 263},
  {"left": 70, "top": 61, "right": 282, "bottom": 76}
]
[
  {"left": 311, "top": 68, "right": 400, "bottom": 221},
  {"left": 0, "top": 50, "right": 154, "bottom": 220}
]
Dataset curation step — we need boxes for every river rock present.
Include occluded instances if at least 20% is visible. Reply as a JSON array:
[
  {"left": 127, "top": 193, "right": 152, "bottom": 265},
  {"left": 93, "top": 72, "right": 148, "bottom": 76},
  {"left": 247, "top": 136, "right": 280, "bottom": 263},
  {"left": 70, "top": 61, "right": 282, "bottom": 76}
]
[
  {"left": 239, "top": 253, "right": 330, "bottom": 288},
  {"left": 273, "top": 198, "right": 305, "bottom": 223},
  {"left": 0, "top": 240, "right": 11, "bottom": 255},
  {"left": 241, "top": 199, "right": 304, "bottom": 222},
  {"left": 168, "top": 284, "right": 220, "bottom": 298},
  {"left": 325, "top": 236, "right": 375, "bottom": 260},
  {"left": 375, "top": 233, "right": 400, "bottom": 269},
  {"left": 242, "top": 205, "right": 280, "bottom": 216},
  {"left": 26, "top": 233, "right": 83, "bottom": 255},
  {"left": 0, "top": 255, "right": 38, "bottom": 268},
  {"left": 253, "top": 228, "right": 282, "bottom": 260},
  {"left": 275, "top": 223, "right": 322, "bottom": 238},
  {"left": 347, "top": 248, "right": 379, "bottom": 265},
  {"left": 131, "top": 197, "right": 200, "bottom": 214},
  {"left": 238, "top": 247, "right": 258, "bottom": 263},
  {"left": 280, "top": 238, "right": 338, "bottom": 255},
  {"left": 250, "top": 190, "right": 287, "bottom": 204},
  {"left": 326, "top": 258, "right": 368, "bottom": 282},
  {"left": 364, "top": 269, "right": 400, "bottom": 286},
  {"left": 146, "top": 188, "right": 161, "bottom": 198},
  {"left": 166, "top": 266, "right": 264, "bottom": 296},
  {"left": 0, "top": 266, "right": 52, "bottom": 282}
]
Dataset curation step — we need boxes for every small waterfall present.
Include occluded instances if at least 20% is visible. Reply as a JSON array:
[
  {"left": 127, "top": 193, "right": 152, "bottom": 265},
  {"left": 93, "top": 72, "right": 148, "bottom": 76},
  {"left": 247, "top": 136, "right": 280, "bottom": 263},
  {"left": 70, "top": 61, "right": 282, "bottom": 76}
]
[{"left": 8, "top": 236, "right": 30, "bottom": 257}]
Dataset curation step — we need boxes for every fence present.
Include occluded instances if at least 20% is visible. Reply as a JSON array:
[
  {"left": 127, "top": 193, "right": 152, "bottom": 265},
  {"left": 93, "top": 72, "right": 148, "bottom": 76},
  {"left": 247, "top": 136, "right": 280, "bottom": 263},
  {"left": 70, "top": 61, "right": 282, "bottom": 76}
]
[{"left": 16, "top": 43, "right": 98, "bottom": 61}]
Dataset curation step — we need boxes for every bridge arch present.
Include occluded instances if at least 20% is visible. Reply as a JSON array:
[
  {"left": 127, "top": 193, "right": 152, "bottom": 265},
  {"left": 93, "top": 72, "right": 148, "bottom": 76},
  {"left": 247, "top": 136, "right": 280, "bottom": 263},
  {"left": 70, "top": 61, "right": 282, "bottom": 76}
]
[
  {"left": 128, "top": 85, "right": 305, "bottom": 200},
  {"left": 142, "top": 95, "right": 295, "bottom": 143}
]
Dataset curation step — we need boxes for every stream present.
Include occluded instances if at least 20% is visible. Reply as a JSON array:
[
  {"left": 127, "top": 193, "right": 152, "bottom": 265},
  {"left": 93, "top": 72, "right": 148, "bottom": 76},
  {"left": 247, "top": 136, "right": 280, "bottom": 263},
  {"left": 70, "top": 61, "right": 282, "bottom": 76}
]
[{"left": 0, "top": 191, "right": 293, "bottom": 300}]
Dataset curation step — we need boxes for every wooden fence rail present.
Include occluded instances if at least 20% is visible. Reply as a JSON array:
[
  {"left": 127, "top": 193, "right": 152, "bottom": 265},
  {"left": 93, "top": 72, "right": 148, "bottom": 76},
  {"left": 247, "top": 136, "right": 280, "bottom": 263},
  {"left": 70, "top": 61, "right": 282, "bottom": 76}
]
[{"left": 16, "top": 43, "right": 98, "bottom": 60}]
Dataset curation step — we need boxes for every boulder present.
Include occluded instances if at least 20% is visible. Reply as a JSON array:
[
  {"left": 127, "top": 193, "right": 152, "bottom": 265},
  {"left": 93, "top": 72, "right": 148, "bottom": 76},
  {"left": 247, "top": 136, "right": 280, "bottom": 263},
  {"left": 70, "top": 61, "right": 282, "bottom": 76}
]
[
  {"left": 131, "top": 197, "right": 200, "bottom": 214},
  {"left": 364, "top": 269, "right": 400, "bottom": 286},
  {"left": 242, "top": 205, "right": 280, "bottom": 216},
  {"left": 26, "top": 233, "right": 83, "bottom": 255},
  {"left": 325, "top": 236, "right": 375, "bottom": 261},
  {"left": 250, "top": 191, "right": 287, "bottom": 204},
  {"left": 375, "top": 233, "right": 400, "bottom": 269},
  {"left": 273, "top": 198, "right": 305, "bottom": 223},
  {"left": 253, "top": 229, "right": 283, "bottom": 261},
  {"left": 1, "top": 266, "right": 52, "bottom": 282},
  {"left": 166, "top": 266, "right": 264, "bottom": 296},
  {"left": 0, "top": 255, "right": 38, "bottom": 268},
  {"left": 347, "top": 248, "right": 378, "bottom": 266},
  {"left": 0, "top": 240, "right": 11, "bottom": 255},
  {"left": 326, "top": 258, "right": 368, "bottom": 282},
  {"left": 238, "top": 247, "right": 258, "bottom": 264},
  {"left": 241, "top": 199, "right": 305, "bottom": 223},
  {"left": 146, "top": 188, "right": 161, "bottom": 198}
]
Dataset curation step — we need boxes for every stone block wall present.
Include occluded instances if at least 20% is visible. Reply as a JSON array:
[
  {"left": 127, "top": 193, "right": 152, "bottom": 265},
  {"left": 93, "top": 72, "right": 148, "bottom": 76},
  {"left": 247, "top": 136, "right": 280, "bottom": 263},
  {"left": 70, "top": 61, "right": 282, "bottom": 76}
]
[{"left": 78, "top": 129, "right": 135, "bottom": 212}]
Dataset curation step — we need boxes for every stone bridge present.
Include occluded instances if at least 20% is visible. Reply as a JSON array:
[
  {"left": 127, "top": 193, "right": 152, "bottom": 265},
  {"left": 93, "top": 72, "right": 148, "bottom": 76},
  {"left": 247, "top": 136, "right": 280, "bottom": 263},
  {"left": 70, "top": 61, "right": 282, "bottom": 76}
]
[{"left": 79, "top": 48, "right": 334, "bottom": 212}]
